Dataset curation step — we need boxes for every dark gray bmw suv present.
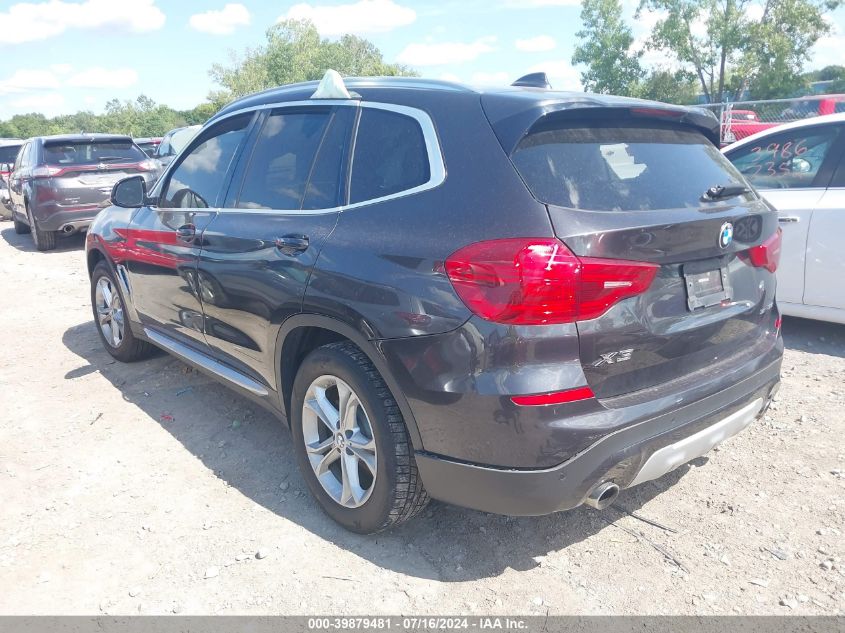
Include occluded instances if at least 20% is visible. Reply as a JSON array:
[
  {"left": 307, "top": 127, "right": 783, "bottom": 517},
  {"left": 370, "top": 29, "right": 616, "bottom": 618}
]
[{"left": 85, "top": 72, "right": 783, "bottom": 533}]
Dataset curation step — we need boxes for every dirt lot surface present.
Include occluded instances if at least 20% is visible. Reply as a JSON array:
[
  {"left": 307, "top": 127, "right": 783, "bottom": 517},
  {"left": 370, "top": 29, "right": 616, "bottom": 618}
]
[{"left": 0, "top": 225, "right": 843, "bottom": 616}]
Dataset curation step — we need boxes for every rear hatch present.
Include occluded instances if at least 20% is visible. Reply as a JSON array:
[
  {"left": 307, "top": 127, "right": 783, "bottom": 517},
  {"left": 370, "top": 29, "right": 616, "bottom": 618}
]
[
  {"left": 38, "top": 139, "right": 154, "bottom": 209},
  {"left": 501, "top": 107, "right": 780, "bottom": 400}
]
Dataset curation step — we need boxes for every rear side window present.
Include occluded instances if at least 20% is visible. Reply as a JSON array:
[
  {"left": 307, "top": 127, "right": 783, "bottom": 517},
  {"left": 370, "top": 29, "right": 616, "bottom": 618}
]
[
  {"left": 0, "top": 145, "right": 21, "bottom": 164},
  {"left": 726, "top": 125, "right": 841, "bottom": 189},
  {"left": 511, "top": 122, "right": 747, "bottom": 211},
  {"left": 237, "top": 110, "right": 334, "bottom": 210},
  {"left": 43, "top": 141, "right": 146, "bottom": 166},
  {"left": 350, "top": 108, "right": 430, "bottom": 204}
]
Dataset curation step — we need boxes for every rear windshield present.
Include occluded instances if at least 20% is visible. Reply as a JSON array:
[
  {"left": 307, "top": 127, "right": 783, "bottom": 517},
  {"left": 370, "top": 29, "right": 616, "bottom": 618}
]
[
  {"left": 43, "top": 140, "right": 146, "bottom": 166},
  {"left": 511, "top": 121, "right": 751, "bottom": 211},
  {"left": 0, "top": 145, "right": 21, "bottom": 164}
]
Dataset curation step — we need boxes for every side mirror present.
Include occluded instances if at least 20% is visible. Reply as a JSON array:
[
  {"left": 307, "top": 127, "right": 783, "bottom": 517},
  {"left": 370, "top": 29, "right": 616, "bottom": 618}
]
[{"left": 111, "top": 175, "right": 147, "bottom": 208}]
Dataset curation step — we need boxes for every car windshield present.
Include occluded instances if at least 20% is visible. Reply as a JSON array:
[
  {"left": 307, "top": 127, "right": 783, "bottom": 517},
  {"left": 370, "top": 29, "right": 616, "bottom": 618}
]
[
  {"left": 0, "top": 145, "right": 21, "bottom": 164},
  {"left": 511, "top": 120, "right": 752, "bottom": 211},
  {"left": 43, "top": 140, "right": 146, "bottom": 165}
]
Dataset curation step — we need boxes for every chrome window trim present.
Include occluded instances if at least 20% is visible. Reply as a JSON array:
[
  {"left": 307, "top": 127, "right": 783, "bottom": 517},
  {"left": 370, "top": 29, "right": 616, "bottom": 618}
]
[{"left": 205, "top": 99, "right": 446, "bottom": 216}]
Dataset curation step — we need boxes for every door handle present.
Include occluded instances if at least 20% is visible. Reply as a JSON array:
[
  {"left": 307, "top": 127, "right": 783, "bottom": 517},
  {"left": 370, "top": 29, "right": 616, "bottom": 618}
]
[
  {"left": 778, "top": 216, "right": 800, "bottom": 223},
  {"left": 275, "top": 234, "right": 309, "bottom": 255},
  {"left": 176, "top": 224, "right": 196, "bottom": 241}
]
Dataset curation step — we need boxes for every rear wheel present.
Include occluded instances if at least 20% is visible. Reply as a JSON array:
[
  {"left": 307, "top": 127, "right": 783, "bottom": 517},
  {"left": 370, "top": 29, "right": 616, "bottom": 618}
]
[
  {"left": 90, "top": 261, "right": 154, "bottom": 362},
  {"left": 26, "top": 204, "right": 55, "bottom": 251},
  {"left": 13, "top": 213, "right": 30, "bottom": 235},
  {"left": 291, "top": 341, "right": 429, "bottom": 533}
]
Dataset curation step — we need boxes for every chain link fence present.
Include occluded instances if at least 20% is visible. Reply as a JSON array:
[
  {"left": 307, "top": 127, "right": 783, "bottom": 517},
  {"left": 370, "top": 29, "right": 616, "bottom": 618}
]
[{"left": 699, "top": 95, "right": 845, "bottom": 146}]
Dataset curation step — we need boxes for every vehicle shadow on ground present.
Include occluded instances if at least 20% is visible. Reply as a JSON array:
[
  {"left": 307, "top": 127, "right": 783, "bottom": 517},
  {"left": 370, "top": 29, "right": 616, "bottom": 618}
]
[
  {"left": 0, "top": 225, "right": 85, "bottom": 253},
  {"left": 62, "top": 319, "right": 699, "bottom": 582},
  {"left": 782, "top": 316, "right": 845, "bottom": 359}
]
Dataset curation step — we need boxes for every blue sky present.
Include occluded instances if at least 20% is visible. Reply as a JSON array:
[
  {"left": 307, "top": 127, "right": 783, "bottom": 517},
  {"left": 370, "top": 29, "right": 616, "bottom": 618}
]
[{"left": 2, "top": 0, "right": 844, "bottom": 118}]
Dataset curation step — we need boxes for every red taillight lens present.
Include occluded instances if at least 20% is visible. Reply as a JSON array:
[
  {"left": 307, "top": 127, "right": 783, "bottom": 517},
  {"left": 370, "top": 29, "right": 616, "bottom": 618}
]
[
  {"left": 746, "top": 228, "right": 782, "bottom": 273},
  {"left": 511, "top": 386, "right": 595, "bottom": 407},
  {"left": 137, "top": 159, "right": 158, "bottom": 172},
  {"left": 31, "top": 165, "right": 64, "bottom": 179},
  {"left": 444, "top": 238, "right": 657, "bottom": 325}
]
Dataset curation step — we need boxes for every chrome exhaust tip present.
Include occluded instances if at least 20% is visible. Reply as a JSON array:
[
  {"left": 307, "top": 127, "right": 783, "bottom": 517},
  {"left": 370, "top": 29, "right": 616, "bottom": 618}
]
[
  {"left": 61, "top": 224, "right": 76, "bottom": 234},
  {"left": 584, "top": 481, "right": 620, "bottom": 510}
]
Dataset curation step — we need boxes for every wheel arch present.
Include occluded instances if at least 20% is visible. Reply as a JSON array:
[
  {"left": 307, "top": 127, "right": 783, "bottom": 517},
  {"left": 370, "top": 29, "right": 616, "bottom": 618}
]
[{"left": 274, "top": 314, "right": 423, "bottom": 450}]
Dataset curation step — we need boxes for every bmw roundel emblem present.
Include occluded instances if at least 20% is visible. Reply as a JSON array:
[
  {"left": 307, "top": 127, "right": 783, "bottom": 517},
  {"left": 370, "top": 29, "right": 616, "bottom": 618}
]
[{"left": 719, "top": 222, "right": 734, "bottom": 249}]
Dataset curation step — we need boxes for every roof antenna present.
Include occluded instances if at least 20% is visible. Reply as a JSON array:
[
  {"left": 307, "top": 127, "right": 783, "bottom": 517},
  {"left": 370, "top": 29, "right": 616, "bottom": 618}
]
[
  {"left": 512, "top": 72, "right": 552, "bottom": 89},
  {"left": 312, "top": 69, "right": 352, "bottom": 99}
]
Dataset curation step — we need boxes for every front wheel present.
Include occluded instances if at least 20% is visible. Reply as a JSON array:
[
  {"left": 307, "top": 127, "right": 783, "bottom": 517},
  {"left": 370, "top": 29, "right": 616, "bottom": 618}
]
[
  {"left": 90, "top": 261, "right": 154, "bottom": 362},
  {"left": 291, "top": 342, "right": 429, "bottom": 533}
]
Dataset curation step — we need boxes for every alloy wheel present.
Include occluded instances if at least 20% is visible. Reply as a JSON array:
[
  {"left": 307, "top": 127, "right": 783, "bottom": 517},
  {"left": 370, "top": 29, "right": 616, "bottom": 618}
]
[
  {"left": 301, "top": 375, "right": 378, "bottom": 508},
  {"left": 95, "top": 276, "right": 125, "bottom": 348}
]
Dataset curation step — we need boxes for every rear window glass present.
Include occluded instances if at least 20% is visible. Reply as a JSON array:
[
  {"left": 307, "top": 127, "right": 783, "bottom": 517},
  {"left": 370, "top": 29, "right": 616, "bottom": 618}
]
[
  {"left": 43, "top": 141, "right": 146, "bottom": 166},
  {"left": 511, "top": 122, "right": 749, "bottom": 211},
  {"left": 0, "top": 145, "right": 21, "bottom": 164}
]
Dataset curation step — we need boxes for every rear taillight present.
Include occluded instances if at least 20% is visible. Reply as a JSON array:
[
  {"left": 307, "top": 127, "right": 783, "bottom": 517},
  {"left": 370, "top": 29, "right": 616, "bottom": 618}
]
[
  {"left": 31, "top": 165, "right": 64, "bottom": 179},
  {"left": 444, "top": 238, "right": 658, "bottom": 325},
  {"left": 745, "top": 228, "right": 782, "bottom": 273},
  {"left": 137, "top": 159, "right": 158, "bottom": 172}
]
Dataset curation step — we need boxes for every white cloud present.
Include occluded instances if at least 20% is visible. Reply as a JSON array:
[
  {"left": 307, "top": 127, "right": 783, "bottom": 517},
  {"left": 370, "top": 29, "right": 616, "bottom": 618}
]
[
  {"left": 9, "top": 92, "right": 66, "bottom": 115},
  {"left": 0, "top": 0, "right": 165, "bottom": 45},
  {"left": 529, "top": 60, "right": 582, "bottom": 91},
  {"left": 515, "top": 35, "right": 557, "bottom": 52},
  {"left": 66, "top": 67, "right": 139, "bottom": 89},
  {"left": 397, "top": 36, "right": 497, "bottom": 66},
  {"left": 0, "top": 69, "right": 60, "bottom": 95},
  {"left": 189, "top": 3, "right": 250, "bottom": 35},
  {"left": 470, "top": 71, "right": 510, "bottom": 85},
  {"left": 744, "top": 3, "right": 765, "bottom": 21},
  {"left": 281, "top": 0, "right": 415, "bottom": 36},
  {"left": 812, "top": 32, "right": 845, "bottom": 67}
]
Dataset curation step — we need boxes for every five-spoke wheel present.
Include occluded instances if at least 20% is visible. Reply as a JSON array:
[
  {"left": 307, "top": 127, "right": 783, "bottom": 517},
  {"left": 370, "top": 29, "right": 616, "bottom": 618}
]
[
  {"left": 302, "top": 375, "right": 378, "bottom": 508},
  {"left": 291, "top": 341, "right": 429, "bottom": 533},
  {"left": 95, "top": 276, "right": 125, "bottom": 348}
]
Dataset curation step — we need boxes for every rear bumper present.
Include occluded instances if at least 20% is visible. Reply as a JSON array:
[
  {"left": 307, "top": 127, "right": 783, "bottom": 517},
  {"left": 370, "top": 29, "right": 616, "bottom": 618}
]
[
  {"left": 31, "top": 204, "right": 99, "bottom": 232},
  {"left": 415, "top": 356, "right": 780, "bottom": 515}
]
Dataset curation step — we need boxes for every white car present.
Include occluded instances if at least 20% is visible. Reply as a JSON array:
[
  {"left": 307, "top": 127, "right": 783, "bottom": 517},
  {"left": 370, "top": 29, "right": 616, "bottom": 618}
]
[{"left": 723, "top": 113, "right": 845, "bottom": 325}]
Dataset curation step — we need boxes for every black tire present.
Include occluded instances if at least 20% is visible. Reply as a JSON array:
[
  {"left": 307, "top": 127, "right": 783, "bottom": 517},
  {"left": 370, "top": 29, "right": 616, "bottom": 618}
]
[
  {"left": 291, "top": 341, "right": 429, "bottom": 533},
  {"left": 13, "top": 214, "right": 30, "bottom": 234},
  {"left": 26, "top": 204, "right": 56, "bottom": 251},
  {"left": 90, "top": 261, "right": 155, "bottom": 362}
]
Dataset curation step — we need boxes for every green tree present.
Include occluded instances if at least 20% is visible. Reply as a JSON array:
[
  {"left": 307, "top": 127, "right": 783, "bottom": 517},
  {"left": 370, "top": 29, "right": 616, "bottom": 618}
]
[
  {"left": 638, "top": 0, "right": 841, "bottom": 103},
  {"left": 209, "top": 19, "right": 417, "bottom": 108},
  {"left": 636, "top": 68, "right": 700, "bottom": 103},
  {"left": 572, "top": 0, "right": 644, "bottom": 94}
]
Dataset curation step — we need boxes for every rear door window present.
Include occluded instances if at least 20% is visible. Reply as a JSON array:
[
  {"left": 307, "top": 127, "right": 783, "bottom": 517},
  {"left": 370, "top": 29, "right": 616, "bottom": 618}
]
[
  {"left": 511, "top": 121, "right": 748, "bottom": 211},
  {"left": 350, "top": 108, "right": 430, "bottom": 204},
  {"left": 43, "top": 140, "right": 146, "bottom": 166},
  {"left": 236, "top": 109, "right": 338, "bottom": 210},
  {"left": 726, "top": 125, "right": 842, "bottom": 189}
]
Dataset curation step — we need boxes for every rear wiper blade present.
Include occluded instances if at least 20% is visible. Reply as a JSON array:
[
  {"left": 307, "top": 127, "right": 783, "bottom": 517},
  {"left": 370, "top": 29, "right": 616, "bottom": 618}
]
[
  {"left": 701, "top": 183, "right": 751, "bottom": 201},
  {"left": 95, "top": 156, "right": 132, "bottom": 163}
]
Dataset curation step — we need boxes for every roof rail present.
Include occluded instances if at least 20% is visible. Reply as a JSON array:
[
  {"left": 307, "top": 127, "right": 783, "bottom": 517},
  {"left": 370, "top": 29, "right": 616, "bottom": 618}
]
[{"left": 512, "top": 72, "right": 552, "bottom": 90}]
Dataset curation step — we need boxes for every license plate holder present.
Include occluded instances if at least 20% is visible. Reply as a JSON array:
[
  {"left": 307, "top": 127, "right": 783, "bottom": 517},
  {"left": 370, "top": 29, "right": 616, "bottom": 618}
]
[{"left": 683, "top": 260, "right": 732, "bottom": 311}]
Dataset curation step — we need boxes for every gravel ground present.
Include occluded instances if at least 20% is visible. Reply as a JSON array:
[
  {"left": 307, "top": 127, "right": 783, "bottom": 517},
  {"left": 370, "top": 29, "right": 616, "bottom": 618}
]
[{"left": 0, "top": 225, "right": 843, "bottom": 616}]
